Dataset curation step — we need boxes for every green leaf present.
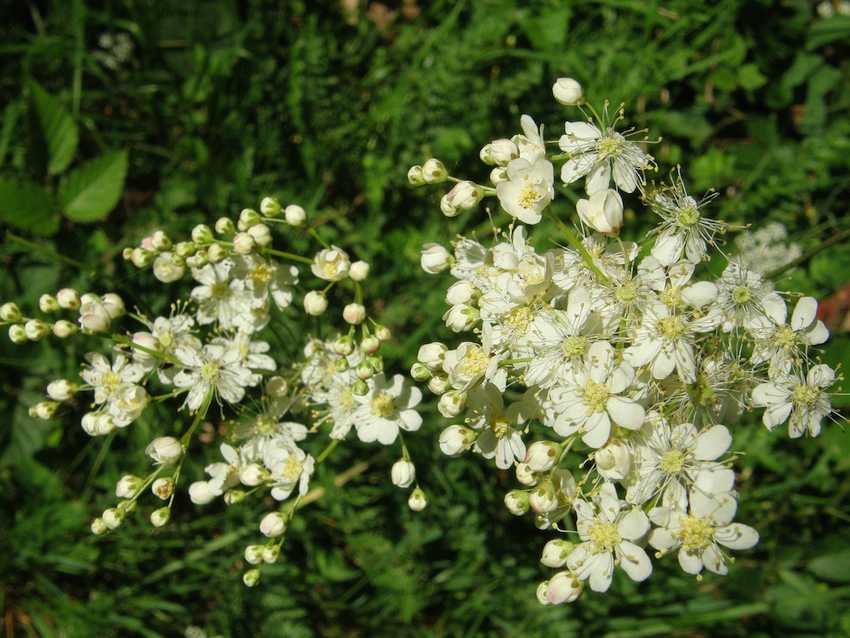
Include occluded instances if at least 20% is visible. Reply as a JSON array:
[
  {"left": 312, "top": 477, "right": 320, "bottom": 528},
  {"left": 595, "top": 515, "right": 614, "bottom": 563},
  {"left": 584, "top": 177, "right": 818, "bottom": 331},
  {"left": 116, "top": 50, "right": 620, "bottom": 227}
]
[
  {"left": 30, "top": 82, "right": 78, "bottom": 175},
  {"left": 807, "top": 16, "right": 850, "bottom": 50},
  {"left": 738, "top": 63, "right": 767, "bottom": 91},
  {"left": 0, "top": 176, "right": 59, "bottom": 235},
  {"left": 808, "top": 550, "right": 850, "bottom": 582},
  {"left": 59, "top": 150, "right": 128, "bottom": 222}
]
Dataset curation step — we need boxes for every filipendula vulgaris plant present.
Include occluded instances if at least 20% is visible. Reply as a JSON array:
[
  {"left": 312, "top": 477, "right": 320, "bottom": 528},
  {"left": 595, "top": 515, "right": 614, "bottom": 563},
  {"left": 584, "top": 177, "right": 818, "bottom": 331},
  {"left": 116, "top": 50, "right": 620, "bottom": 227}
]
[
  {"left": 1, "top": 198, "right": 426, "bottom": 587},
  {"left": 408, "top": 78, "right": 844, "bottom": 605}
]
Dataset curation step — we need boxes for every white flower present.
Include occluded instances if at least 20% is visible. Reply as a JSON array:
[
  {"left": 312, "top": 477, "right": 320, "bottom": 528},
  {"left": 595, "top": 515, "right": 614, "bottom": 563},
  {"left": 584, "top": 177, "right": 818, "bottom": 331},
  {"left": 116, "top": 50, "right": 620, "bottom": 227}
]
[
  {"left": 577, "top": 189, "right": 623, "bottom": 234},
  {"left": 349, "top": 260, "right": 370, "bottom": 281},
  {"left": 627, "top": 420, "right": 734, "bottom": 509},
  {"left": 173, "top": 342, "right": 260, "bottom": 412},
  {"left": 284, "top": 204, "right": 306, "bottom": 226},
  {"left": 260, "top": 512, "right": 286, "bottom": 537},
  {"left": 442, "top": 341, "right": 503, "bottom": 391},
  {"left": 558, "top": 121, "right": 652, "bottom": 195},
  {"left": 190, "top": 259, "right": 254, "bottom": 332},
  {"left": 234, "top": 254, "right": 299, "bottom": 311},
  {"left": 441, "top": 181, "right": 482, "bottom": 217},
  {"left": 649, "top": 178, "right": 724, "bottom": 266},
  {"left": 303, "top": 291, "right": 328, "bottom": 315},
  {"left": 552, "top": 77, "right": 583, "bottom": 105},
  {"left": 467, "top": 384, "right": 530, "bottom": 469},
  {"left": 263, "top": 444, "right": 315, "bottom": 501},
  {"left": 511, "top": 114, "right": 546, "bottom": 162},
  {"left": 78, "top": 296, "right": 112, "bottom": 333},
  {"left": 480, "top": 138, "right": 518, "bottom": 166},
  {"left": 495, "top": 157, "right": 554, "bottom": 225},
  {"left": 79, "top": 353, "right": 148, "bottom": 427},
  {"left": 751, "top": 364, "right": 834, "bottom": 438},
  {"left": 552, "top": 341, "right": 645, "bottom": 448},
  {"left": 713, "top": 262, "right": 781, "bottom": 334},
  {"left": 353, "top": 374, "right": 422, "bottom": 445},
  {"left": 648, "top": 491, "right": 758, "bottom": 576},
  {"left": 567, "top": 483, "right": 652, "bottom": 592},
  {"left": 311, "top": 246, "right": 350, "bottom": 281},
  {"left": 751, "top": 296, "right": 829, "bottom": 377},
  {"left": 593, "top": 439, "right": 632, "bottom": 481}
]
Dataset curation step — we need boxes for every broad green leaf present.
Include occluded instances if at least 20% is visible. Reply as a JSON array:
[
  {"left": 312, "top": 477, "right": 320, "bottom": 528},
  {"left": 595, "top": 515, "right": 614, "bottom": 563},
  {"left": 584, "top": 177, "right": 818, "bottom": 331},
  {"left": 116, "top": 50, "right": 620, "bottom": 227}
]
[
  {"left": 808, "top": 550, "right": 850, "bottom": 582},
  {"left": 59, "top": 149, "right": 128, "bottom": 222},
  {"left": 30, "top": 82, "right": 78, "bottom": 175},
  {"left": 0, "top": 176, "right": 59, "bottom": 235}
]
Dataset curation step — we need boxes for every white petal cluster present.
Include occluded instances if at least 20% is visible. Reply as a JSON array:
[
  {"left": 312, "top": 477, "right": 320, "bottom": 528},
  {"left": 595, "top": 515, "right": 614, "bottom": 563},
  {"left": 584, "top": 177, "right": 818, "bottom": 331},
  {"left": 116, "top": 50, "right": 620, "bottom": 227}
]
[{"left": 410, "top": 81, "right": 838, "bottom": 606}]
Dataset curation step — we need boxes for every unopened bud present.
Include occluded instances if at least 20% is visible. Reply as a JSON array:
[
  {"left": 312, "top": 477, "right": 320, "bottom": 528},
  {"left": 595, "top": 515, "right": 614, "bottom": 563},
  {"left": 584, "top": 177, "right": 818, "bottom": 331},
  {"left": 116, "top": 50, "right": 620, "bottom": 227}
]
[
  {"left": 191, "top": 224, "right": 214, "bottom": 243},
  {"left": 150, "top": 507, "right": 171, "bottom": 527},
  {"left": 38, "top": 294, "right": 60, "bottom": 313},
  {"left": 260, "top": 196, "right": 282, "bottom": 217},
  {"left": 408, "top": 487, "right": 428, "bottom": 511}
]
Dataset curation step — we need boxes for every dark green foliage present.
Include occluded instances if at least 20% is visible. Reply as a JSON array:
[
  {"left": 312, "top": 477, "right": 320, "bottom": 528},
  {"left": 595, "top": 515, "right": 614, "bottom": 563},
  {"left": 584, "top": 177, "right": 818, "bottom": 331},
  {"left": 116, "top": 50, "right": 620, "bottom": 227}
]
[{"left": 1, "top": 0, "right": 849, "bottom": 636}]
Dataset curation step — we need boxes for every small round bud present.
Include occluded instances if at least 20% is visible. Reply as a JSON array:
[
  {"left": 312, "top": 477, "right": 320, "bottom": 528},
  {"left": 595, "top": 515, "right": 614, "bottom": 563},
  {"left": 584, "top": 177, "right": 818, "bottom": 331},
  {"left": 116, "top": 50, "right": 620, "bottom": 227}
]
[
  {"left": 343, "top": 302, "right": 366, "bottom": 325},
  {"left": 130, "top": 247, "right": 153, "bottom": 268},
  {"left": 361, "top": 335, "right": 380, "bottom": 354},
  {"left": 349, "top": 260, "right": 370, "bottom": 281},
  {"left": 52, "top": 320, "right": 78, "bottom": 338},
  {"left": 356, "top": 362, "right": 373, "bottom": 380},
  {"left": 391, "top": 459, "right": 416, "bottom": 489},
  {"left": 260, "top": 512, "right": 286, "bottom": 538},
  {"left": 528, "top": 480, "right": 558, "bottom": 514},
  {"left": 439, "top": 425, "right": 474, "bottom": 456},
  {"left": 145, "top": 436, "right": 183, "bottom": 465},
  {"left": 420, "top": 243, "right": 450, "bottom": 274},
  {"left": 262, "top": 545, "right": 280, "bottom": 564},
  {"left": 91, "top": 518, "right": 108, "bottom": 535},
  {"left": 408, "top": 487, "right": 428, "bottom": 511},
  {"left": 56, "top": 288, "right": 80, "bottom": 310},
  {"left": 24, "top": 319, "right": 49, "bottom": 341},
  {"left": 443, "top": 304, "right": 479, "bottom": 332},
  {"left": 407, "top": 165, "right": 425, "bottom": 186},
  {"left": 153, "top": 252, "right": 186, "bottom": 283},
  {"left": 417, "top": 342, "right": 447, "bottom": 369},
  {"left": 284, "top": 204, "right": 306, "bottom": 226},
  {"left": 215, "top": 217, "right": 236, "bottom": 236},
  {"left": 29, "top": 400, "right": 59, "bottom": 420},
  {"left": 151, "top": 230, "right": 172, "bottom": 251},
  {"left": 546, "top": 571, "right": 582, "bottom": 604},
  {"left": 536, "top": 581, "right": 551, "bottom": 606},
  {"left": 266, "top": 376, "right": 289, "bottom": 398},
  {"left": 422, "top": 158, "right": 447, "bottom": 184},
  {"left": 101, "top": 293, "right": 125, "bottom": 319},
  {"left": 47, "top": 379, "right": 77, "bottom": 401},
  {"left": 175, "top": 241, "right": 196, "bottom": 257},
  {"left": 374, "top": 325, "right": 391, "bottom": 341},
  {"left": 81, "top": 412, "right": 116, "bottom": 436},
  {"left": 480, "top": 139, "right": 518, "bottom": 166},
  {"left": 224, "top": 490, "right": 247, "bottom": 505},
  {"left": 242, "top": 569, "right": 261, "bottom": 587},
  {"left": 577, "top": 189, "right": 623, "bottom": 235},
  {"left": 0, "top": 302, "right": 22, "bottom": 322},
  {"left": 8, "top": 324, "right": 27, "bottom": 344},
  {"left": 440, "top": 181, "right": 482, "bottom": 217},
  {"left": 260, "top": 196, "right": 282, "bottom": 217},
  {"left": 490, "top": 166, "right": 509, "bottom": 184},
  {"left": 152, "top": 477, "right": 175, "bottom": 500},
  {"left": 116, "top": 474, "right": 143, "bottom": 499},
  {"left": 525, "top": 441, "right": 560, "bottom": 473},
  {"left": 244, "top": 545, "right": 264, "bottom": 565},
  {"left": 102, "top": 507, "right": 123, "bottom": 530},
  {"left": 233, "top": 232, "right": 255, "bottom": 254},
  {"left": 427, "top": 375, "right": 449, "bottom": 395},
  {"left": 303, "top": 291, "right": 328, "bottom": 316},
  {"left": 541, "top": 539, "right": 575, "bottom": 568},
  {"left": 352, "top": 379, "right": 369, "bottom": 396},
  {"left": 410, "top": 362, "right": 431, "bottom": 382},
  {"left": 446, "top": 280, "right": 476, "bottom": 306},
  {"left": 239, "top": 463, "right": 266, "bottom": 487},
  {"left": 150, "top": 507, "right": 171, "bottom": 527},
  {"left": 38, "top": 294, "right": 60, "bottom": 313},
  {"left": 515, "top": 462, "right": 538, "bottom": 486},
  {"left": 207, "top": 243, "right": 227, "bottom": 263},
  {"left": 247, "top": 223, "right": 272, "bottom": 247},
  {"left": 504, "top": 490, "right": 530, "bottom": 516},
  {"left": 191, "top": 224, "right": 214, "bottom": 243},
  {"left": 437, "top": 390, "right": 466, "bottom": 418},
  {"left": 552, "top": 77, "right": 583, "bottom": 106},
  {"left": 188, "top": 481, "right": 218, "bottom": 505}
]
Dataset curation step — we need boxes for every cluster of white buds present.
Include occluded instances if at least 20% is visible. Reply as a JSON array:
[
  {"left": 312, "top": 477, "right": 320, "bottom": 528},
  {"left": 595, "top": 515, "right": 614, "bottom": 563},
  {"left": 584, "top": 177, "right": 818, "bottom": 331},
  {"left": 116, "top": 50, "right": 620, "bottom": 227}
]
[
  {"left": 409, "top": 78, "right": 843, "bottom": 604},
  {"left": 8, "top": 195, "right": 426, "bottom": 586}
]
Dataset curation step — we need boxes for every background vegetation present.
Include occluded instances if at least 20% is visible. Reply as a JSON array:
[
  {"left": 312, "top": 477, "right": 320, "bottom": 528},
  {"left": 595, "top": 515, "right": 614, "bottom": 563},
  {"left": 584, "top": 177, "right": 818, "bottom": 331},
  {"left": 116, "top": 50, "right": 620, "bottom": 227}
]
[{"left": 2, "top": 1, "right": 850, "bottom": 636}]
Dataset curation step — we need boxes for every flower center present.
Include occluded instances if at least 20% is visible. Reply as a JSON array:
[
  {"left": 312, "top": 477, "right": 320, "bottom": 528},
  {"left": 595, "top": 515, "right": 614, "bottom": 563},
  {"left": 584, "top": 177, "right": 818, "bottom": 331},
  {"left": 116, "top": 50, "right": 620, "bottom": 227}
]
[
  {"left": 491, "top": 417, "right": 511, "bottom": 439},
  {"left": 251, "top": 264, "right": 274, "bottom": 285},
  {"left": 616, "top": 281, "right": 638, "bottom": 304},
  {"left": 660, "top": 287, "right": 682, "bottom": 310},
  {"left": 201, "top": 361, "right": 220, "bottom": 382},
  {"left": 561, "top": 335, "right": 588, "bottom": 358},
  {"left": 338, "top": 387, "right": 355, "bottom": 411},
  {"left": 370, "top": 391, "right": 395, "bottom": 418},
  {"left": 255, "top": 415, "right": 277, "bottom": 435},
  {"left": 158, "top": 331, "right": 174, "bottom": 348},
  {"left": 677, "top": 205, "right": 700, "bottom": 226},
  {"left": 211, "top": 281, "right": 230, "bottom": 299},
  {"left": 457, "top": 347, "right": 489, "bottom": 379},
  {"left": 280, "top": 456, "right": 303, "bottom": 482},
  {"left": 583, "top": 380, "right": 610, "bottom": 413},
  {"left": 588, "top": 520, "right": 621, "bottom": 552},
  {"left": 504, "top": 306, "right": 533, "bottom": 335},
  {"left": 598, "top": 135, "right": 623, "bottom": 158},
  {"left": 774, "top": 326, "right": 797, "bottom": 350},
  {"left": 659, "top": 449, "right": 686, "bottom": 474},
  {"left": 676, "top": 515, "right": 714, "bottom": 551},
  {"left": 657, "top": 315, "right": 686, "bottom": 340},
  {"left": 101, "top": 371, "right": 121, "bottom": 393},
  {"left": 731, "top": 285, "right": 751, "bottom": 306},
  {"left": 791, "top": 383, "right": 820, "bottom": 408},
  {"left": 518, "top": 182, "right": 543, "bottom": 209}
]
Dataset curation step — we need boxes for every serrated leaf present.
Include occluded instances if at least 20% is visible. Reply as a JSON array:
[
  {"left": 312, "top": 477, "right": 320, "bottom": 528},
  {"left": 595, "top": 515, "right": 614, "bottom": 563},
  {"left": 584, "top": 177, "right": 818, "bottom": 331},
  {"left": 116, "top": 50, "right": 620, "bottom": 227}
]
[
  {"left": 59, "top": 149, "right": 128, "bottom": 222},
  {"left": 0, "top": 176, "right": 59, "bottom": 235},
  {"left": 30, "top": 82, "right": 78, "bottom": 175}
]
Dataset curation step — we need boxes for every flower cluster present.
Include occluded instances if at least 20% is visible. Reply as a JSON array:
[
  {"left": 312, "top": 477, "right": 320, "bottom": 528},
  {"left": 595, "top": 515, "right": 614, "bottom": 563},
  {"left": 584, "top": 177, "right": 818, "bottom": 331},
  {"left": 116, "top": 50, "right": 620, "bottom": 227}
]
[
  {"left": 409, "top": 79, "right": 841, "bottom": 604},
  {"left": 2, "top": 196, "right": 425, "bottom": 587}
]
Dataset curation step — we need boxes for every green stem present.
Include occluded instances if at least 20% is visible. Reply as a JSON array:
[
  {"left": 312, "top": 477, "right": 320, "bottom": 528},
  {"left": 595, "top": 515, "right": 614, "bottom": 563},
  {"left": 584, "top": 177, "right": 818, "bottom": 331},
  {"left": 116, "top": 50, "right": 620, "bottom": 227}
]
[
  {"left": 766, "top": 227, "right": 850, "bottom": 280},
  {"left": 5, "top": 231, "right": 84, "bottom": 269},
  {"left": 315, "top": 439, "right": 339, "bottom": 464},
  {"left": 261, "top": 247, "right": 313, "bottom": 265},
  {"left": 308, "top": 228, "right": 330, "bottom": 249},
  {"left": 549, "top": 214, "right": 610, "bottom": 283}
]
